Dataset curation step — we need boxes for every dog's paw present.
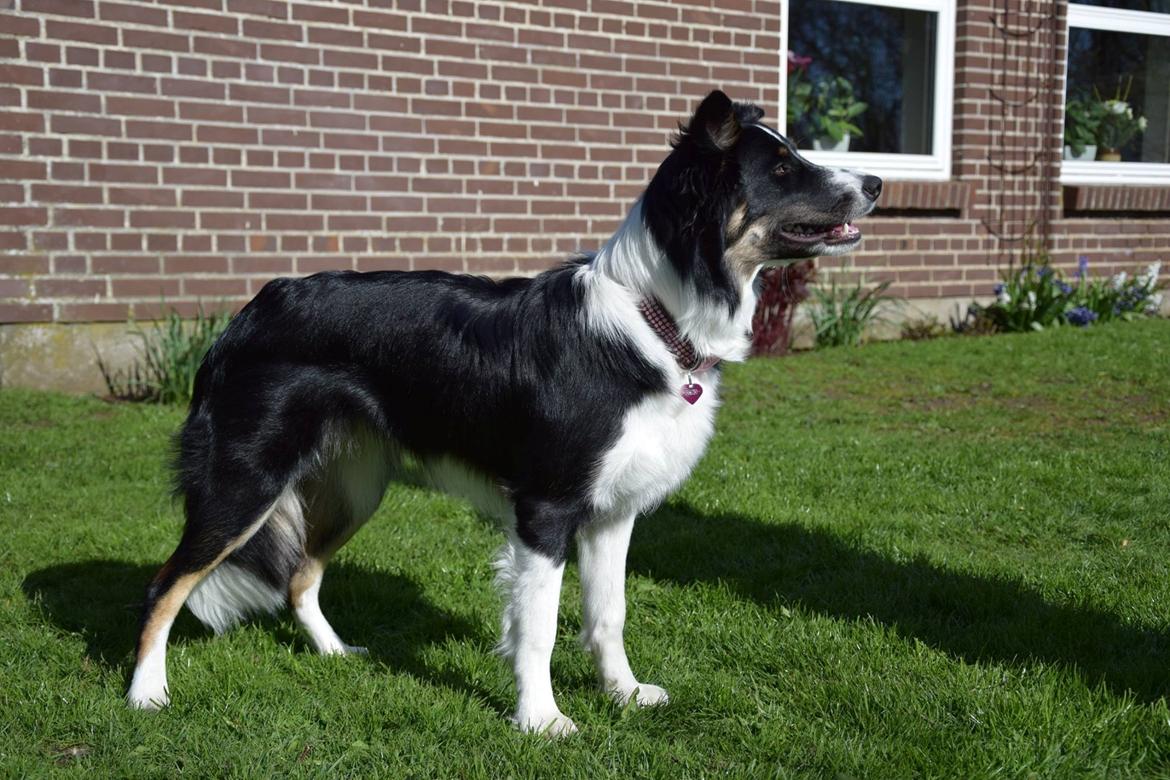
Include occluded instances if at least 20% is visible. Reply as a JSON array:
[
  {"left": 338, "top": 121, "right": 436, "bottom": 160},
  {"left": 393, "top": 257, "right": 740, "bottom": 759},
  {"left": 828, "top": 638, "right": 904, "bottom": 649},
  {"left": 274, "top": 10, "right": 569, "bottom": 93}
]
[
  {"left": 318, "top": 641, "right": 368, "bottom": 656},
  {"left": 126, "top": 687, "right": 170, "bottom": 711},
  {"left": 512, "top": 710, "right": 579, "bottom": 738},
  {"left": 612, "top": 683, "right": 670, "bottom": 707}
]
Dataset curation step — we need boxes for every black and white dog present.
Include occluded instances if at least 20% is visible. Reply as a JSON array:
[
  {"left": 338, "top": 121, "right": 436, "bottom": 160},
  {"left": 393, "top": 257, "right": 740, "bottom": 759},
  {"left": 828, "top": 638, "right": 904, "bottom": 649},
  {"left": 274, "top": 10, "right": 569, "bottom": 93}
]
[{"left": 128, "top": 91, "right": 880, "bottom": 734}]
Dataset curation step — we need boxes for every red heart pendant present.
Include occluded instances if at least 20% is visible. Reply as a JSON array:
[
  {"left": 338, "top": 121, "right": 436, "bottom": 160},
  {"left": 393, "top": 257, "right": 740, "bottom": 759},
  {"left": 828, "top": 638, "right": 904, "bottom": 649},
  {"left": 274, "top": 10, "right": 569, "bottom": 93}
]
[{"left": 681, "top": 383, "right": 703, "bottom": 404}]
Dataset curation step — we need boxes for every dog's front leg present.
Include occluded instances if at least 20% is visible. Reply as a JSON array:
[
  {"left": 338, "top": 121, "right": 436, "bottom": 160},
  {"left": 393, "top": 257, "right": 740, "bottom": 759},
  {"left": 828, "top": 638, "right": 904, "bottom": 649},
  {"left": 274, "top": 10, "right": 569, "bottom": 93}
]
[
  {"left": 496, "top": 534, "right": 576, "bottom": 736},
  {"left": 578, "top": 513, "right": 669, "bottom": 707}
]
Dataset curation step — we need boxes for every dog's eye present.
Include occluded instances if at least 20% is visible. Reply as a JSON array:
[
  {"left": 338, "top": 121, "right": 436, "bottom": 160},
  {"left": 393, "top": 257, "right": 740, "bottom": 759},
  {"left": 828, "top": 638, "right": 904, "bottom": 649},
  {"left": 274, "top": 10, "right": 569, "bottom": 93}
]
[{"left": 773, "top": 162, "right": 794, "bottom": 177}]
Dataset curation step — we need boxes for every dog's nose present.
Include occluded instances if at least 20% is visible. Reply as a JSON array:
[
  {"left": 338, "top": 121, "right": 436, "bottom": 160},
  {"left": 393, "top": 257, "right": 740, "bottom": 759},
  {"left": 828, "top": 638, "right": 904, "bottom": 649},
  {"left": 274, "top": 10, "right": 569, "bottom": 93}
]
[{"left": 861, "top": 175, "right": 883, "bottom": 201}]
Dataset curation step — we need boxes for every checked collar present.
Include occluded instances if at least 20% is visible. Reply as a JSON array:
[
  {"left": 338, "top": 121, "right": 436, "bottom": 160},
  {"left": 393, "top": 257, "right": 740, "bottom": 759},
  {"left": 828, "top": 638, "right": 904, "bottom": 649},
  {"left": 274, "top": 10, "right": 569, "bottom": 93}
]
[{"left": 635, "top": 297, "right": 722, "bottom": 374}]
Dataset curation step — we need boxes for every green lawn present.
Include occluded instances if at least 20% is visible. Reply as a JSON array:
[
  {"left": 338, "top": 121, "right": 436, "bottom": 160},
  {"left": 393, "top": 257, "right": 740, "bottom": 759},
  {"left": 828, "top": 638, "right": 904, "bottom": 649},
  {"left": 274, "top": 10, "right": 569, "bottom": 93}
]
[{"left": 2, "top": 321, "right": 1169, "bottom": 777}]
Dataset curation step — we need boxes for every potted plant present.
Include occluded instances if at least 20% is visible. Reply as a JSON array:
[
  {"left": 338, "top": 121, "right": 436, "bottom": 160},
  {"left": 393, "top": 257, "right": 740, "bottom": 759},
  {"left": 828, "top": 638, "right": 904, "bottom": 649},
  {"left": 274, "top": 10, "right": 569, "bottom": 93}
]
[
  {"left": 1095, "top": 76, "right": 1148, "bottom": 162},
  {"left": 1063, "top": 97, "right": 1103, "bottom": 161},
  {"left": 808, "top": 76, "right": 867, "bottom": 151}
]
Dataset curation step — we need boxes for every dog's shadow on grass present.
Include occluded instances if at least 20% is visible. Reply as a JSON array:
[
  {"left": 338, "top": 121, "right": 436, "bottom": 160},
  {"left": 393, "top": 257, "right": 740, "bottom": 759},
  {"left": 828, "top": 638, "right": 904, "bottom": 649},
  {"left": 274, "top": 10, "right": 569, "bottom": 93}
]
[
  {"left": 21, "top": 560, "right": 507, "bottom": 713},
  {"left": 629, "top": 503, "right": 1170, "bottom": 703}
]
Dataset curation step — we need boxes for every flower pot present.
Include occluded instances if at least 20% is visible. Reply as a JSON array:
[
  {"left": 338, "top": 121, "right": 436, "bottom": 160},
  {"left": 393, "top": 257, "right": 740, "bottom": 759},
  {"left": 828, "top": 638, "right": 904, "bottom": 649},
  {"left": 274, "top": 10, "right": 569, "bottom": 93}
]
[
  {"left": 812, "top": 134, "right": 850, "bottom": 152},
  {"left": 1097, "top": 147, "right": 1122, "bottom": 162},
  {"left": 1063, "top": 144, "right": 1096, "bottom": 162}
]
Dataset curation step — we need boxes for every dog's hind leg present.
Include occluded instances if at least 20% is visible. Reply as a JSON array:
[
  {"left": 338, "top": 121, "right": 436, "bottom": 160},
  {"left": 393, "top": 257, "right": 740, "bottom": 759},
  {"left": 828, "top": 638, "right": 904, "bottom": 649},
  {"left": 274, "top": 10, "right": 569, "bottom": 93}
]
[
  {"left": 289, "top": 429, "right": 391, "bottom": 656},
  {"left": 578, "top": 512, "right": 669, "bottom": 707},
  {"left": 127, "top": 490, "right": 285, "bottom": 710},
  {"left": 288, "top": 556, "right": 366, "bottom": 655}
]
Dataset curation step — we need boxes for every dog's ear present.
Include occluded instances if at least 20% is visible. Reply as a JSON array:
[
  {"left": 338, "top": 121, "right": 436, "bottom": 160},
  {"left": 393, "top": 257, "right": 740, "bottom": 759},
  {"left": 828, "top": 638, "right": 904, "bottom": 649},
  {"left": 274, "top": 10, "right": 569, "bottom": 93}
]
[{"left": 687, "top": 90, "right": 742, "bottom": 151}]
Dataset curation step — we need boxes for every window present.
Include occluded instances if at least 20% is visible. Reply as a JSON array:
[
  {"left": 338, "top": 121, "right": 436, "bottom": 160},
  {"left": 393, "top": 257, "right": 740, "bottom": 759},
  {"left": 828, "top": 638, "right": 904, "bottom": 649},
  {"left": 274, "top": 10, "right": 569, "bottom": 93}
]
[
  {"left": 780, "top": 0, "right": 956, "bottom": 181},
  {"left": 1062, "top": 3, "right": 1170, "bottom": 183}
]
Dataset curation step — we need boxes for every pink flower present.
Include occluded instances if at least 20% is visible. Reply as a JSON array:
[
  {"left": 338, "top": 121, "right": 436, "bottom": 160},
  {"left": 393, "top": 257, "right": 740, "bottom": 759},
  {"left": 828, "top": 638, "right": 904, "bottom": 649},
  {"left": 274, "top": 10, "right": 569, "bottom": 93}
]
[{"left": 787, "top": 50, "right": 812, "bottom": 74}]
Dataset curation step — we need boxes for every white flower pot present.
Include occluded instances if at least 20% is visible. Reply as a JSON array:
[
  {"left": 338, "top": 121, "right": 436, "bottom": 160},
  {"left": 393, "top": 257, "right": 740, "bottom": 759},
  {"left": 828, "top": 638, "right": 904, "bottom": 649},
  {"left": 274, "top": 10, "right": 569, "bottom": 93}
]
[
  {"left": 1063, "top": 144, "right": 1096, "bottom": 162},
  {"left": 812, "top": 134, "right": 850, "bottom": 152}
]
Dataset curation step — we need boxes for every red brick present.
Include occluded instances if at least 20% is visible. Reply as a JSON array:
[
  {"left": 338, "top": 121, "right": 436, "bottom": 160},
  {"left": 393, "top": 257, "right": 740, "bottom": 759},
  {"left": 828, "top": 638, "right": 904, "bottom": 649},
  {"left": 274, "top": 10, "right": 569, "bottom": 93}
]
[
  {"left": 56, "top": 302, "right": 129, "bottom": 322},
  {"left": 0, "top": 303, "right": 54, "bottom": 322},
  {"left": 184, "top": 277, "right": 248, "bottom": 296},
  {"left": 36, "top": 277, "right": 107, "bottom": 297},
  {"left": 99, "top": 2, "right": 168, "bottom": 25},
  {"left": 0, "top": 207, "right": 48, "bottom": 225}
]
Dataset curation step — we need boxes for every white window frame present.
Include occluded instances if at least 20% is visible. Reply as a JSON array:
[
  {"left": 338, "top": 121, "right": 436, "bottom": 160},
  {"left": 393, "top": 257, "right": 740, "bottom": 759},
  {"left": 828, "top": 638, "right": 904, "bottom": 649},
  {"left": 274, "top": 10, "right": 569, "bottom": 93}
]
[
  {"left": 1061, "top": 4, "right": 1170, "bottom": 185},
  {"left": 779, "top": 0, "right": 956, "bottom": 181}
]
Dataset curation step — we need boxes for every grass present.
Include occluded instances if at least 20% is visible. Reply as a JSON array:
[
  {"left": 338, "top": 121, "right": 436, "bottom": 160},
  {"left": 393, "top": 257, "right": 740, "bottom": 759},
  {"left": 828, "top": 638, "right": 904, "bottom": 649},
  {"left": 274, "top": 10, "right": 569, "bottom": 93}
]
[{"left": 2, "top": 320, "right": 1169, "bottom": 777}]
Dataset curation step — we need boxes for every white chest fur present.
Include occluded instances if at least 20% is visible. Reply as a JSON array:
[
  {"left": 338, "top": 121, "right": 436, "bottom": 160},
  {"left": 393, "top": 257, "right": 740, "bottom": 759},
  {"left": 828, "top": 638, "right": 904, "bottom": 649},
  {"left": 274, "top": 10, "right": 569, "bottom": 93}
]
[{"left": 590, "top": 370, "right": 720, "bottom": 518}]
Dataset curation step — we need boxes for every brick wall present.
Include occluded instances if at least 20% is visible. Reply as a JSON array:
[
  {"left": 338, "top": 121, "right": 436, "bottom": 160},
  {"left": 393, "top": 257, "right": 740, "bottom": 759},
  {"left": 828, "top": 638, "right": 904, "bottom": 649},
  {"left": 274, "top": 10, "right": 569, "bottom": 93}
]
[
  {"left": 0, "top": 0, "right": 781, "bottom": 324},
  {"left": 0, "top": 0, "right": 1167, "bottom": 328}
]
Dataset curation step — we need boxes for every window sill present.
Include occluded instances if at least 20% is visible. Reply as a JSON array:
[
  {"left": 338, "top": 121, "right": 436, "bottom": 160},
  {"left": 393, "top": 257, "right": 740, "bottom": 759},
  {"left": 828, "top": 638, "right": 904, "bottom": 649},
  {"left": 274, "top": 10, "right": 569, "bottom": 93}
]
[
  {"left": 1061, "top": 161, "right": 1170, "bottom": 186},
  {"left": 1062, "top": 184, "right": 1170, "bottom": 217},
  {"left": 872, "top": 181, "right": 973, "bottom": 218}
]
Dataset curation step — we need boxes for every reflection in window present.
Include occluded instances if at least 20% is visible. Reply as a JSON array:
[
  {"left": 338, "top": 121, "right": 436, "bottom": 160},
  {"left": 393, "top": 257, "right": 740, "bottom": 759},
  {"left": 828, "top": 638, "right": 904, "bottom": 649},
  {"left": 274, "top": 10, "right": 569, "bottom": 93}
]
[
  {"left": 787, "top": 0, "right": 937, "bottom": 154},
  {"left": 1065, "top": 27, "right": 1170, "bottom": 163}
]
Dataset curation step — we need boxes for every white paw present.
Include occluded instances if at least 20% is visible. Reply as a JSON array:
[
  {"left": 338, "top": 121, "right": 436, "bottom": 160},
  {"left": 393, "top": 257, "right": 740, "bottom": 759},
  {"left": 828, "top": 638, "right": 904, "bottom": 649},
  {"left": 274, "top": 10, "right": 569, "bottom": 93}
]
[
  {"left": 126, "top": 687, "right": 170, "bottom": 711},
  {"left": 319, "top": 641, "right": 367, "bottom": 656},
  {"left": 512, "top": 711, "right": 579, "bottom": 737},
  {"left": 612, "top": 683, "right": 670, "bottom": 707}
]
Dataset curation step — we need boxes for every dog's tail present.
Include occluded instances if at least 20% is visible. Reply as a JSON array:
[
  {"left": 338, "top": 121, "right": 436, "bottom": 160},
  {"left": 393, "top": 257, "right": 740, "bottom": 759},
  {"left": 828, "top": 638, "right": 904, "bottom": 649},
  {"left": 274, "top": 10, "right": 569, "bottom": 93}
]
[
  {"left": 184, "top": 487, "right": 306, "bottom": 633},
  {"left": 172, "top": 401, "right": 308, "bottom": 634}
]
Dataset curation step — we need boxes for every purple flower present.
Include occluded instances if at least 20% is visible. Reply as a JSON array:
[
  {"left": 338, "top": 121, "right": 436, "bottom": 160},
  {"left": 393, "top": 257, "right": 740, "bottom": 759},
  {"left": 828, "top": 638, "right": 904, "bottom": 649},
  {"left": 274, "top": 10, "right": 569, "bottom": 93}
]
[
  {"left": 1067, "top": 306, "right": 1098, "bottom": 327},
  {"left": 787, "top": 50, "right": 812, "bottom": 73},
  {"left": 1077, "top": 255, "right": 1089, "bottom": 280},
  {"left": 1038, "top": 266, "right": 1053, "bottom": 279},
  {"left": 1059, "top": 282, "right": 1072, "bottom": 295},
  {"left": 994, "top": 283, "right": 1004, "bottom": 295}
]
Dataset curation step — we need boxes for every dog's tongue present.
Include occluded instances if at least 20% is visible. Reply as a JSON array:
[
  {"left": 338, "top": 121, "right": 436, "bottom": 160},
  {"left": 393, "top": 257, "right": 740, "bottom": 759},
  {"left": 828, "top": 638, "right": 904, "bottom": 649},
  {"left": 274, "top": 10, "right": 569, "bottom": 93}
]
[{"left": 829, "top": 223, "right": 860, "bottom": 238}]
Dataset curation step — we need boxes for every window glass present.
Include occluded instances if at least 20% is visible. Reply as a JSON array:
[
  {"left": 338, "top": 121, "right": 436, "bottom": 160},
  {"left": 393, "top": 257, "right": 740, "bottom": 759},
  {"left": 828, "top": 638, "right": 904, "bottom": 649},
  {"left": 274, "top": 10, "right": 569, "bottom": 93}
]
[
  {"left": 1065, "top": 27, "right": 1170, "bottom": 163},
  {"left": 787, "top": 0, "right": 937, "bottom": 154}
]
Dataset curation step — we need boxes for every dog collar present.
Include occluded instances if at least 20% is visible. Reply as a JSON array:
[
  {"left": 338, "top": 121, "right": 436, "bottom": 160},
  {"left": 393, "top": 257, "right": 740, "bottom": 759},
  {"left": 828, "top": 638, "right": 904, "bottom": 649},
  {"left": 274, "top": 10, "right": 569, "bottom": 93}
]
[{"left": 636, "top": 297, "right": 720, "bottom": 404}]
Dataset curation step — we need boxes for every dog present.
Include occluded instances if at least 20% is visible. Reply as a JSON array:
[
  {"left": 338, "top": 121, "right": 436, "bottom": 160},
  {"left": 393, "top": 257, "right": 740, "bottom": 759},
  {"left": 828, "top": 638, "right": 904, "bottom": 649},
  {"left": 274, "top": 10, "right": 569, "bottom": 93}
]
[{"left": 127, "top": 90, "right": 881, "bottom": 734}]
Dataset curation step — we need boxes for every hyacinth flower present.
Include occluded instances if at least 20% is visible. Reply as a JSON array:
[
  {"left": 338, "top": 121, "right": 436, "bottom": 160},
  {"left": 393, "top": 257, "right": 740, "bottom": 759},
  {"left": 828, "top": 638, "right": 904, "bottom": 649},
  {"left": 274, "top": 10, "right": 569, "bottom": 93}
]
[
  {"left": 1137, "top": 260, "right": 1162, "bottom": 289},
  {"left": 1067, "top": 306, "right": 1098, "bottom": 326},
  {"left": 1078, "top": 256, "right": 1089, "bottom": 280}
]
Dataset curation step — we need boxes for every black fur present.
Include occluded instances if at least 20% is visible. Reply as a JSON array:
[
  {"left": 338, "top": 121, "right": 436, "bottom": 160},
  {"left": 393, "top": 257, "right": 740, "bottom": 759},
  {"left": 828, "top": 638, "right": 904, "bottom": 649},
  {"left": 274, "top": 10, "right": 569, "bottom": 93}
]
[{"left": 175, "top": 263, "right": 666, "bottom": 564}]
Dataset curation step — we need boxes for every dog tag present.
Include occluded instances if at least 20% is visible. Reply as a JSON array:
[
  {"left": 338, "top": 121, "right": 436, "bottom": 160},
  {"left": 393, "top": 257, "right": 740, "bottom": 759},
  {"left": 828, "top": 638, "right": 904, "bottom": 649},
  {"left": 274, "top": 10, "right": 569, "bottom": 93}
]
[{"left": 681, "top": 382, "right": 703, "bottom": 404}]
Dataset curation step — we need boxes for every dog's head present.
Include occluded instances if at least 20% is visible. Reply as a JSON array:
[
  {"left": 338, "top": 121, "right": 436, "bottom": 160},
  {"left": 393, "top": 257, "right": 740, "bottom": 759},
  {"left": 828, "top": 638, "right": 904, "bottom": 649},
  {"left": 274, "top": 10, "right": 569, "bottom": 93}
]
[{"left": 642, "top": 90, "right": 881, "bottom": 305}]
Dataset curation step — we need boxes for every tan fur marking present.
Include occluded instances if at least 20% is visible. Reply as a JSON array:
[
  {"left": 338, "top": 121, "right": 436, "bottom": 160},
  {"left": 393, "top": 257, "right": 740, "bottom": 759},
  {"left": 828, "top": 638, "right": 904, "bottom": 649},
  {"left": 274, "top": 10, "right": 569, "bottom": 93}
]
[
  {"left": 136, "top": 499, "right": 282, "bottom": 659},
  {"left": 288, "top": 557, "right": 325, "bottom": 609},
  {"left": 724, "top": 218, "right": 771, "bottom": 286},
  {"left": 726, "top": 204, "right": 748, "bottom": 239},
  {"left": 136, "top": 572, "right": 202, "bottom": 659}
]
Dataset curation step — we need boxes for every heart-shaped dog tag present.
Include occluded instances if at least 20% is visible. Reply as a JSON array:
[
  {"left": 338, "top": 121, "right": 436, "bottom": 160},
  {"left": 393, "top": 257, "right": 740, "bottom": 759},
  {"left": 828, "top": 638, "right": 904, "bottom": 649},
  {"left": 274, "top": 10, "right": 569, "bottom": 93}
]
[{"left": 681, "top": 383, "right": 703, "bottom": 405}]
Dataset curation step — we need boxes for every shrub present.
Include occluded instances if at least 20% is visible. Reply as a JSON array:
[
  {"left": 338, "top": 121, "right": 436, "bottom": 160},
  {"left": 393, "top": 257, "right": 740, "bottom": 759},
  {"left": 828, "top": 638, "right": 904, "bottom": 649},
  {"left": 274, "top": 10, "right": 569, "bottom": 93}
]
[
  {"left": 98, "top": 304, "right": 232, "bottom": 405},
  {"left": 751, "top": 260, "right": 816, "bottom": 356},
  {"left": 808, "top": 277, "right": 899, "bottom": 349}
]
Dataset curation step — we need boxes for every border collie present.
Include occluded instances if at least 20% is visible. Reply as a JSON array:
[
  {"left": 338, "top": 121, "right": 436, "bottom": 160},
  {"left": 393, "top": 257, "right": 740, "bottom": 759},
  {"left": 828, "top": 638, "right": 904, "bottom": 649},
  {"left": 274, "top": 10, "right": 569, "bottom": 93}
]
[{"left": 127, "top": 91, "right": 881, "bottom": 735}]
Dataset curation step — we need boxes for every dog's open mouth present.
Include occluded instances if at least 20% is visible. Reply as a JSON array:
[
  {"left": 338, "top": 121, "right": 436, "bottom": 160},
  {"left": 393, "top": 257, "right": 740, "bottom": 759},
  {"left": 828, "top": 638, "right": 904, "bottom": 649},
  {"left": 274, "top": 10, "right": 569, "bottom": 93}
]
[{"left": 779, "top": 222, "right": 861, "bottom": 245}]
